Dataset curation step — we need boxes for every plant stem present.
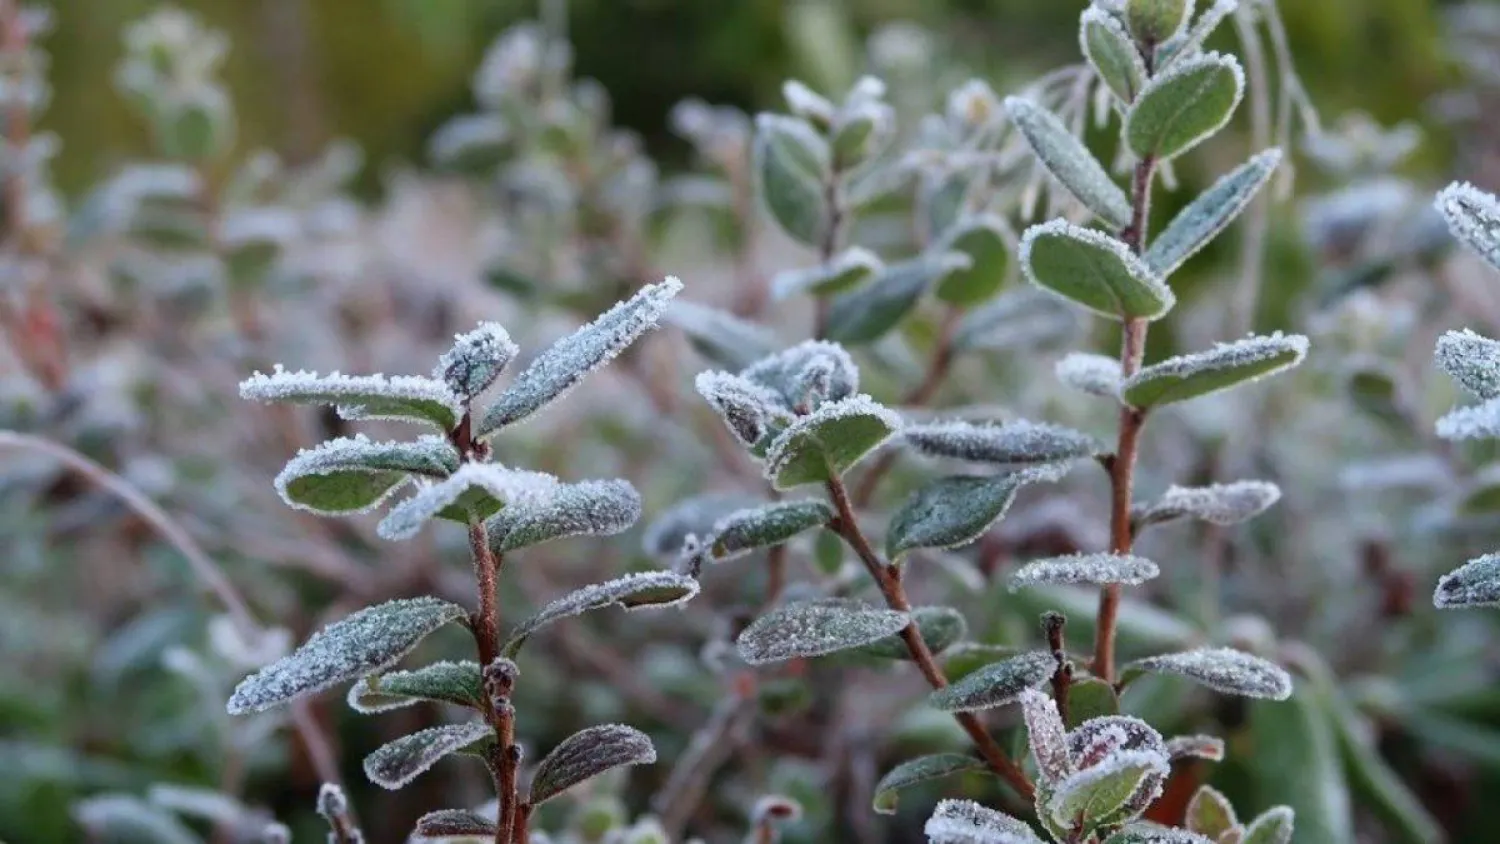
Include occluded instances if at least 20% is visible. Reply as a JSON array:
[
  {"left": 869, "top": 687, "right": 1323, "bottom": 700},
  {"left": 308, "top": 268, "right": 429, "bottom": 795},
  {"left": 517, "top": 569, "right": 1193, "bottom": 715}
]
[
  {"left": 814, "top": 162, "right": 846, "bottom": 338},
  {"left": 467, "top": 522, "right": 519, "bottom": 844},
  {"left": 1044, "top": 612, "right": 1071, "bottom": 726},
  {"left": 825, "top": 475, "right": 1036, "bottom": 801}
]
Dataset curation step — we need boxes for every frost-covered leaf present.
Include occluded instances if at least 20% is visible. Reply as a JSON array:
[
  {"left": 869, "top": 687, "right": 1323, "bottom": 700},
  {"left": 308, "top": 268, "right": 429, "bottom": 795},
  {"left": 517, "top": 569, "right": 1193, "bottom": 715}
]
[
  {"left": 1185, "top": 785, "right": 1237, "bottom": 838},
  {"left": 1436, "top": 396, "right": 1500, "bottom": 441},
  {"left": 347, "top": 661, "right": 484, "bottom": 713},
  {"left": 503, "top": 570, "right": 700, "bottom": 656},
  {"left": 1241, "top": 807, "right": 1294, "bottom": 844},
  {"left": 772, "top": 247, "right": 884, "bottom": 300},
  {"left": 1128, "top": 648, "right": 1293, "bottom": 700},
  {"left": 905, "top": 419, "right": 1101, "bottom": 466},
  {"left": 737, "top": 598, "right": 910, "bottom": 665},
  {"left": 1102, "top": 829, "right": 1217, "bottom": 844},
  {"left": 764, "top": 395, "right": 901, "bottom": 489},
  {"left": 1122, "top": 334, "right": 1309, "bottom": 408},
  {"left": 1135, "top": 481, "right": 1281, "bottom": 528},
  {"left": 755, "top": 113, "right": 831, "bottom": 246},
  {"left": 413, "top": 809, "right": 497, "bottom": 840},
  {"left": 929, "top": 650, "right": 1054, "bottom": 712},
  {"left": 1147, "top": 150, "right": 1282, "bottom": 277},
  {"left": 743, "top": 339, "right": 860, "bottom": 409},
  {"left": 1126, "top": 0, "right": 1194, "bottom": 44},
  {"left": 693, "top": 499, "right": 833, "bottom": 566},
  {"left": 888, "top": 470, "right": 1056, "bottom": 559},
  {"left": 1435, "top": 182, "right": 1500, "bottom": 272},
  {"left": 1005, "top": 97, "right": 1131, "bottom": 228},
  {"left": 1020, "top": 688, "right": 1072, "bottom": 784},
  {"left": 783, "top": 79, "right": 836, "bottom": 126},
  {"left": 486, "top": 479, "right": 641, "bottom": 552},
  {"left": 1166, "top": 734, "right": 1225, "bottom": 762},
  {"left": 922, "top": 166, "right": 980, "bottom": 244},
  {"left": 1158, "top": 0, "right": 1238, "bottom": 68},
  {"left": 1435, "top": 328, "right": 1500, "bottom": 401},
  {"left": 1068, "top": 715, "right": 1169, "bottom": 770},
  {"left": 377, "top": 463, "right": 560, "bottom": 540},
  {"left": 529, "top": 724, "right": 657, "bottom": 805},
  {"left": 854, "top": 606, "right": 968, "bottom": 660},
  {"left": 955, "top": 289, "right": 1079, "bottom": 353},
  {"left": 1066, "top": 678, "right": 1122, "bottom": 730},
  {"left": 1021, "top": 221, "right": 1175, "bottom": 321},
  {"left": 825, "top": 255, "right": 965, "bottom": 344},
  {"left": 228, "top": 596, "right": 466, "bottom": 714},
  {"left": 1126, "top": 52, "right": 1244, "bottom": 162},
  {"left": 695, "top": 370, "right": 790, "bottom": 451},
  {"left": 436, "top": 322, "right": 518, "bottom": 397},
  {"left": 1056, "top": 353, "right": 1123, "bottom": 398},
  {"left": 479, "top": 277, "right": 683, "bottom": 434},
  {"left": 1434, "top": 553, "right": 1500, "bottom": 609},
  {"left": 873, "top": 754, "right": 988, "bottom": 815},
  {"left": 923, "top": 799, "right": 1044, "bottom": 844},
  {"left": 273, "top": 435, "right": 459, "bottom": 516},
  {"left": 1010, "top": 554, "right": 1160, "bottom": 591},
  {"left": 364, "top": 721, "right": 491, "bottom": 790},
  {"left": 942, "top": 643, "right": 1027, "bottom": 683},
  {"left": 665, "top": 300, "right": 777, "bottom": 370},
  {"left": 1047, "top": 749, "right": 1169, "bottom": 832},
  {"left": 74, "top": 795, "right": 201, "bottom": 844},
  {"left": 1082, "top": 8, "right": 1147, "bottom": 104},
  {"left": 641, "top": 492, "right": 764, "bottom": 558},
  {"left": 936, "top": 216, "right": 1013, "bottom": 305},
  {"left": 240, "top": 366, "right": 462, "bottom": 431}
]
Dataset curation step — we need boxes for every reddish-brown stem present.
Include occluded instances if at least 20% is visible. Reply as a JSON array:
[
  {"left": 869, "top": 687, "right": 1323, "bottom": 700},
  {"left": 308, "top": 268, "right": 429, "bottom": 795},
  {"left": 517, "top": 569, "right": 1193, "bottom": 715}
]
[
  {"left": 825, "top": 475, "right": 1036, "bottom": 801},
  {"left": 467, "top": 522, "right": 517, "bottom": 844},
  {"left": 512, "top": 803, "right": 532, "bottom": 844},
  {"left": 1044, "top": 612, "right": 1072, "bottom": 725}
]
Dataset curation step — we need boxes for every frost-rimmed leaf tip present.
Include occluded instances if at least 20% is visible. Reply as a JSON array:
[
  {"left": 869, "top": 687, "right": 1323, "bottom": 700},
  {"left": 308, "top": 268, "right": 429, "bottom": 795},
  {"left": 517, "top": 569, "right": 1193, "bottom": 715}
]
[
  {"left": 363, "top": 721, "right": 491, "bottom": 790},
  {"left": 1127, "top": 648, "right": 1292, "bottom": 700},
  {"left": 693, "top": 499, "right": 833, "bottom": 567},
  {"left": 1081, "top": 7, "right": 1146, "bottom": 104},
  {"left": 1125, "top": 51, "right": 1245, "bottom": 163},
  {"left": 1135, "top": 481, "right": 1282, "bottom": 528},
  {"left": 485, "top": 478, "right": 642, "bottom": 553},
  {"left": 1434, "top": 553, "right": 1500, "bottom": 609},
  {"left": 435, "top": 321, "right": 518, "bottom": 397},
  {"left": 239, "top": 366, "right": 463, "bottom": 431},
  {"left": 227, "top": 596, "right": 467, "bottom": 714},
  {"left": 346, "top": 660, "right": 484, "bottom": 714},
  {"left": 1004, "top": 95, "right": 1132, "bottom": 228},
  {"left": 413, "top": 809, "right": 497, "bottom": 840},
  {"left": 273, "top": 435, "right": 459, "bottom": 516},
  {"left": 503, "top": 570, "right": 700, "bottom": 656},
  {"left": 1122, "top": 333, "right": 1309, "bottom": 408},
  {"left": 888, "top": 469, "right": 1065, "bottom": 559},
  {"left": 1020, "top": 220, "right": 1175, "bottom": 321},
  {"left": 737, "top": 599, "right": 910, "bottom": 665},
  {"left": 923, "top": 798, "right": 1043, "bottom": 844},
  {"left": 1436, "top": 328, "right": 1500, "bottom": 401},
  {"left": 1147, "top": 149, "right": 1283, "bottom": 277},
  {"left": 529, "top": 723, "right": 657, "bottom": 805},
  {"left": 1010, "top": 554, "right": 1160, "bottom": 591},
  {"left": 928, "top": 650, "right": 1054, "bottom": 712},
  {"left": 377, "top": 463, "right": 561, "bottom": 541},
  {"left": 1435, "top": 182, "right": 1500, "bottom": 272},
  {"left": 905, "top": 418, "right": 1101, "bottom": 466},
  {"left": 1436, "top": 396, "right": 1500, "bottom": 441},
  {"left": 763, "top": 394, "right": 902, "bottom": 489}
]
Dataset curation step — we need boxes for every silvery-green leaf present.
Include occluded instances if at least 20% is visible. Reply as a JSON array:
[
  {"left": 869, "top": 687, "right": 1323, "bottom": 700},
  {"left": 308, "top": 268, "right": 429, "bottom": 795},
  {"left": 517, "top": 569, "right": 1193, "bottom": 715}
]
[
  {"left": 1241, "top": 807, "right": 1294, "bottom": 844},
  {"left": 641, "top": 492, "right": 764, "bottom": 558},
  {"left": 1069, "top": 715, "right": 1169, "bottom": 768},
  {"left": 273, "top": 435, "right": 459, "bottom": 516},
  {"left": 1021, "top": 220, "right": 1175, "bottom": 321},
  {"left": 1127, "top": 648, "right": 1292, "bottom": 700},
  {"left": 378, "top": 464, "right": 561, "bottom": 540},
  {"left": 942, "top": 643, "right": 1026, "bottom": 683},
  {"left": 695, "top": 370, "right": 791, "bottom": 451},
  {"left": 833, "top": 100, "right": 894, "bottom": 171},
  {"left": 955, "top": 289, "right": 1080, "bottom": 353},
  {"left": 873, "top": 754, "right": 988, "bottom": 815},
  {"left": 1125, "top": 52, "right": 1244, "bottom": 162},
  {"left": 854, "top": 606, "right": 968, "bottom": 660},
  {"left": 1081, "top": 8, "right": 1148, "bottom": 104},
  {"left": 825, "top": 255, "right": 966, "bottom": 344},
  {"left": 1005, "top": 97, "right": 1131, "bottom": 228},
  {"left": 1065, "top": 678, "right": 1121, "bottom": 730},
  {"left": 936, "top": 216, "right": 1013, "bottom": 306},
  {"left": 480, "top": 277, "right": 683, "bottom": 434},
  {"left": 887, "top": 470, "right": 1057, "bottom": 559},
  {"left": 1436, "top": 396, "right": 1500, "bottom": 441},
  {"left": 1435, "top": 328, "right": 1500, "bottom": 400},
  {"left": 1019, "top": 688, "right": 1072, "bottom": 785},
  {"left": 1434, "top": 553, "right": 1500, "bottom": 609},
  {"left": 923, "top": 799, "right": 1045, "bottom": 844},
  {"left": 530, "top": 724, "right": 657, "bottom": 805},
  {"left": 503, "top": 571, "right": 700, "bottom": 656},
  {"left": 743, "top": 340, "right": 859, "bottom": 408},
  {"left": 665, "top": 300, "right": 777, "bottom": 371},
  {"left": 485, "top": 479, "right": 641, "bottom": 552},
  {"left": 1165, "top": 734, "right": 1225, "bottom": 763},
  {"left": 922, "top": 167, "right": 978, "bottom": 244},
  {"left": 1122, "top": 333, "right": 1309, "bottom": 408},
  {"left": 1047, "top": 749, "right": 1169, "bottom": 832},
  {"left": 1126, "top": 0, "right": 1195, "bottom": 45},
  {"left": 413, "top": 809, "right": 497, "bottom": 840},
  {"left": 1056, "top": 353, "right": 1124, "bottom": 398},
  {"left": 347, "top": 660, "right": 484, "bottom": 713},
  {"left": 929, "top": 650, "right": 1054, "bottom": 712},
  {"left": 755, "top": 113, "right": 831, "bottom": 246},
  {"left": 737, "top": 599, "right": 910, "bottom": 665},
  {"left": 1010, "top": 554, "right": 1159, "bottom": 591},
  {"left": 1157, "top": 0, "right": 1239, "bottom": 69},
  {"left": 435, "top": 322, "right": 519, "bottom": 398},
  {"left": 783, "top": 80, "right": 836, "bottom": 127},
  {"left": 240, "top": 366, "right": 463, "bottom": 431},
  {"left": 364, "top": 721, "right": 491, "bottom": 790},
  {"left": 73, "top": 796, "right": 201, "bottom": 844},
  {"left": 695, "top": 499, "right": 833, "bottom": 565},
  {"left": 1185, "top": 785, "right": 1237, "bottom": 838},
  {"left": 144, "top": 785, "right": 249, "bottom": 829},
  {"left": 772, "top": 247, "right": 884, "bottom": 300},
  {"left": 1102, "top": 829, "right": 1216, "bottom": 844},
  {"left": 904, "top": 419, "right": 1101, "bottom": 466},
  {"left": 1435, "top": 182, "right": 1500, "bottom": 272},
  {"left": 228, "top": 596, "right": 466, "bottom": 714},
  {"left": 1147, "top": 149, "right": 1282, "bottom": 277},
  {"left": 764, "top": 395, "right": 901, "bottom": 489},
  {"left": 1134, "top": 481, "right": 1282, "bottom": 528}
]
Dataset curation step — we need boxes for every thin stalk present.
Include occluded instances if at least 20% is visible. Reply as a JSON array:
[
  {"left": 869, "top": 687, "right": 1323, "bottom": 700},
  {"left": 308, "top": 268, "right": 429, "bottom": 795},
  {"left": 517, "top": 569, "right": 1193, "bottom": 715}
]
[
  {"left": 814, "top": 161, "right": 846, "bottom": 338},
  {"left": 825, "top": 475, "right": 1035, "bottom": 801},
  {"left": 468, "top": 520, "right": 518, "bottom": 844}
]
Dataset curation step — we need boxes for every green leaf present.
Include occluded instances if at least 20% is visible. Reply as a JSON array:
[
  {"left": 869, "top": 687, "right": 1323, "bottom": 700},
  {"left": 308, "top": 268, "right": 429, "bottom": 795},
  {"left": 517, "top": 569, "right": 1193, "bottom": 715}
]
[
  {"left": 929, "top": 650, "right": 1054, "bottom": 712},
  {"left": 529, "top": 724, "right": 657, "bottom": 805},
  {"left": 694, "top": 499, "right": 833, "bottom": 566},
  {"left": 887, "top": 471, "right": 1052, "bottom": 559},
  {"left": 1047, "top": 756, "right": 1168, "bottom": 833},
  {"left": 1122, "top": 333, "right": 1309, "bottom": 408},
  {"left": 1133, "top": 481, "right": 1282, "bottom": 529},
  {"left": 503, "top": 571, "right": 700, "bottom": 656},
  {"left": 1326, "top": 693, "right": 1441, "bottom": 844},
  {"left": 665, "top": 301, "right": 778, "bottom": 370},
  {"left": 227, "top": 596, "right": 467, "bottom": 714},
  {"left": 1435, "top": 328, "right": 1500, "bottom": 400},
  {"left": 363, "top": 722, "right": 491, "bottom": 790},
  {"left": 641, "top": 492, "right": 764, "bottom": 558},
  {"left": 772, "top": 247, "right": 884, "bottom": 300},
  {"left": 1081, "top": 8, "right": 1148, "bottom": 104},
  {"left": 1126, "top": 0, "right": 1193, "bottom": 45},
  {"left": 1125, "top": 52, "right": 1244, "bottom": 162},
  {"left": 924, "top": 799, "right": 1045, "bottom": 844},
  {"left": 873, "top": 754, "right": 988, "bottom": 814},
  {"left": 1147, "top": 149, "right": 1282, "bottom": 277},
  {"left": 854, "top": 606, "right": 968, "bottom": 661},
  {"left": 1102, "top": 829, "right": 1216, "bottom": 844},
  {"left": 1019, "top": 688, "right": 1072, "bottom": 784},
  {"left": 1185, "top": 785, "right": 1237, "bottom": 838},
  {"left": 347, "top": 661, "right": 484, "bottom": 713},
  {"left": 1010, "top": 553, "right": 1159, "bottom": 591},
  {"left": 942, "top": 643, "right": 1027, "bottom": 683},
  {"left": 954, "top": 289, "right": 1080, "bottom": 353},
  {"left": 1241, "top": 808, "right": 1295, "bottom": 844},
  {"left": 764, "top": 396, "right": 901, "bottom": 489},
  {"left": 737, "top": 599, "right": 910, "bottom": 665},
  {"left": 1435, "top": 182, "right": 1500, "bottom": 273},
  {"left": 273, "top": 436, "right": 460, "bottom": 516},
  {"left": 742, "top": 340, "right": 860, "bottom": 409},
  {"left": 377, "top": 464, "right": 561, "bottom": 540},
  {"left": 904, "top": 419, "right": 1101, "bottom": 466},
  {"left": 414, "top": 809, "right": 498, "bottom": 840},
  {"left": 1021, "top": 221, "right": 1174, "bottom": 321},
  {"left": 1248, "top": 690, "right": 1354, "bottom": 844},
  {"left": 825, "top": 255, "right": 962, "bottom": 344},
  {"left": 936, "top": 216, "right": 1014, "bottom": 305},
  {"left": 1434, "top": 552, "right": 1500, "bottom": 609},
  {"left": 485, "top": 479, "right": 642, "bottom": 553},
  {"left": 921, "top": 167, "right": 978, "bottom": 243},
  {"left": 1066, "top": 678, "right": 1121, "bottom": 730},
  {"left": 755, "top": 114, "right": 831, "bottom": 247},
  {"left": 240, "top": 367, "right": 462, "bottom": 431},
  {"left": 435, "top": 322, "right": 518, "bottom": 398},
  {"left": 814, "top": 528, "right": 845, "bottom": 575},
  {"left": 1126, "top": 648, "right": 1292, "bottom": 700},
  {"left": 1005, "top": 97, "right": 1131, "bottom": 228}
]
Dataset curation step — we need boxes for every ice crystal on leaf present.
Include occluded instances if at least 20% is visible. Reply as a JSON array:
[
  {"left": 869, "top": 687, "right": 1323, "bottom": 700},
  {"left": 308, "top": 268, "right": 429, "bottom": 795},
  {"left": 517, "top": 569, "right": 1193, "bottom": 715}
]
[
  {"left": 1056, "top": 352, "right": 1123, "bottom": 398},
  {"left": 904, "top": 419, "right": 1101, "bottom": 466},
  {"left": 695, "top": 370, "right": 789, "bottom": 450},
  {"left": 1436, "top": 182, "right": 1500, "bottom": 272},
  {"left": 377, "top": 463, "right": 561, "bottom": 541},
  {"left": 346, "top": 660, "right": 485, "bottom": 714},
  {"left": 763, "top": 394, "right": 902, "bottom": 490},
  {"left": 273, "top": 435, "right": 460, "bottom": 516},
  {"left": 1128, "top": 648, "right": 1293, "bottom": 700},
  {"left": 923, "top": 799, "right": 1044, "bottom": 844},
  {"left": 1436, "top": 397, "right": 1500, "bottom": 441},
  {"left": 1122, "top": 333, "right": 1309, "bottom": 408},
  {"left": 1434, "top": 553, "right": 1500, "bottom": 609},
  {"left": 1134, "top": 481, "right": 1282, "bottom": 528},
  {"left": 1010, "top": 553, "right": 1160, "bottom": 591},
  {"left": 692, "top": 499, "right": 832, "bottom": 567},
  {"left": 1019, "top": 688, "right": 1072, "bottom": 784},
  {"left": 435, "top": 322, "right": 518, "bottom": 398},
  {"left": 929, "top": 650, "right": 1054, "bottom": 712},
  {"left": 363, "top": 721, "right": 491, "bottom": 790},
  {"left": 529, "top": 724, "right": 657, "bottom": 805},
  {"left": 640, "top": 492, "right": 764, "bottom": 558},
  {"left": 1165, "top": 734, "right": 1226, "bottom": 763},
  {"left": 503, "top": 570, "right": 700, "bottom": 656},
  {"left": 239, "top": 366, "right": 463, "bottom": 431},
  {"left": 1435, "top": 328, "right": 1500, "bottom": 401},
  {"left": 742, "top": 340, "right": 860, "bottom": 409},
  {"left": 413, "top": 809, "right": 497, "bottom": 840},
  {"left": 485, "top": 479, "right": 642, "bottom": 552},
  {"left": 737, "top": 599, "right": 910, "bottom": 665}
]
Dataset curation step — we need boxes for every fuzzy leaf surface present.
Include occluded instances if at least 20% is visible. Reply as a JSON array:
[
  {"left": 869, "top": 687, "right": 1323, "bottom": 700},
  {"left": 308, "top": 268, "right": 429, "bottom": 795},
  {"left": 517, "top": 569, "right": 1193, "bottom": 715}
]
[
  {"left": 413, "top": 809, "right": 497, "bottom": 839},
  {"left": 1006, "top": 97, "right": 1131, "bottom": 227},
  {"left": 486, "top": 479, "right": 641, "bottom": 552},
  {"left": 1435, "top": 328, "right": 1500, "bottom": 401},
  {"left": 1434, "top": 553, "right": 1500, "bottom": 609},
  {"left": 240, "top": 367, "right": 462, "bottom": 431},
  {"left": 1020, "top": 688, "right": 1072, "bottom": 784},
  {"left": 1082, "top": 8, "right": 1147, "bottom": 103},
  {"left": 742, "top": 340, "right": 860, "bottom": 409},
  {"left": 1128, "top": 648, "right": 1293, "bottom": 700},
  {"left": 1186, "top": 785, "right": 1238, "bottom": 838},
  {"left": 929, "top": 650, "right": 1054, "bottom": 712},
  {"left": 873, "top": 754, "right": 988, "bottom": 815},
  {"left": 1435, "top": 182, "right": 1500, "bottom": 272},
  {"left": 1021, "top": 220, "right": 1174, "bottom": 321},
  {"left": 1010, "top": 554, "right": 1159, "bottom": 591},
  {"left": 905, "top": 419, "right": 1100, "bottom": 466},
  {"left": 363, "top": 721, "right": 491, "bottom": 790},
  {"left": 887, "top": 471, "right": 1054, "bottom": 559},
  {"left": 1102, "top": 830, "right": 1217, "bottom": 844},
  {"left": 1125, "top": 52, "right": 1245, "bottom": 162},
  {"left": 1135, "top": 480, "right": 1281, "bottom": 528},
  {"left": 923, "top": 799, "right": 1044, "bottom": 844},
  {"left": 696, "top": 499, "right": 833, "bottom": 565},
  {"left": 641, "top": 492, "right": 764, "bottom": 558},
  {"left": 1147, "top": 149, "right": 1282, "bottom": 277},
  {"left": 755, "top": 114, "right": 830, "bottom": 246},
  {"left": 435, "top": 322, "right": 518, "bottom": 397},
  {"left": 529, "top": 724, "right": 657, "bottom": 805},
  {"left": 1056, "top": 353, "right": 1123, "bottom": 398},
  {"left": 1241, "top": 808, "right": 1295, "bottom": 844},
  {"left": 854, "top": 606, "right": 968, "bottom": 661},
  {"left": 1047, "top": 749, "right": 1169, "bottom": 832},
  {"left": 274, "top": 436, "right": 459, "bottom": 516},
  {"left": 347, "top": 661, "right": 484, "bottom": 713},
  {"left": 1122, "top": 333, "right": 1308, "bottom": 408},
  {"left": 936, "top": 216, "right": 1013, "bottom": 305},
  {"left": 503, "top": 571, "right": 699, "bottom": 656},
  {"left": 764, "top": 395, "right": 901, "bottom": 489},
  {"left": 738, "top": 599, "right": 910, "bottom": 665},
  {"left": 378, "top": 464, "right": 560, "bottom": 540}
]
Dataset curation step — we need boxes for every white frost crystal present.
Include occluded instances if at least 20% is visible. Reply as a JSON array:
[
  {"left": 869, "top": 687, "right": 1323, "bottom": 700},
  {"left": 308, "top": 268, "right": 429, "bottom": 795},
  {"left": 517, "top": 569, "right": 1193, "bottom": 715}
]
[
  {"left": 1436, "top": 182, "right": 1500, "bottom": 271},
  {"left": 363, "top": 721, "right": 492, "bottom": 790},
  {"left": 503, "top": 570, "right": 700, "bottom": 655},
  {"left": 923, "top": 799, "right": 1043, "bottom": 844},
  {"left": 905, "top": 419, "right": 1100, "bottom": 465},
  {"left": 1130, "top": 648, "right": 1293, "bottom": 700},
  {"left": 240, "top": 366, "right": 464, "bottom": 430},
  {"left": 1056, "top": 352, "right": 1123, "bottom": 398},
  {"left": 737, "top": 599, "right": 910, "bottom": 665},
  {"left": 530, "top": 723, "right": 658, "bottom": 805},
  {"left": 1122, "top": 332, "right": 1309, "bottom": 408},
  {"left": 1135, "top": 481, "right": 1282, "bottom": 527},
  {"left": 1434, "top": 553, "right": 1500, "bottom": 609},
  {"left": 1436, "top": 328, "right": 1500, "bottom": 401},
  {"left": 1010, "top": 554, "right": 1159, "bottom": 591},
  {"left": 485, "top": 478, "right": 642, "bottom": 552},
  {"left": 377, "top": 463, "right": 560, "bottom": 541},
  {"left": 435, "top": 322, "right": 519, "bottom": 397}
]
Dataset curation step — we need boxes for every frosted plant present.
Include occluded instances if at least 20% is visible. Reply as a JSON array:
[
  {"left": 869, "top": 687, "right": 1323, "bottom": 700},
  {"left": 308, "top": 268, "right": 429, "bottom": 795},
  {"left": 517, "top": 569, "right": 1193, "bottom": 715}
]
[{"left": 226, "top": 279, "right": 697, "bottom": 842}]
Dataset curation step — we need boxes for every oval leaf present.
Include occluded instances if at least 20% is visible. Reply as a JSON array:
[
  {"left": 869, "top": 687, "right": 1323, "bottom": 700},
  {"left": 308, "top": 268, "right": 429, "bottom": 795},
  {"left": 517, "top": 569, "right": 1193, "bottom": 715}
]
[
  {"left": 772, "top": 247, "right": 884, "bottom": 301},
  {"left": 696, "top": 499, "right": 833, "bottom": 566},
  {"left": 888, "top": 473, "right": 1034, "bottom": 559},
  {"left": 503, "top": 570, "right": 700, "bottom": 656},
  {"left": 240, "top": 367, "right": 462, "bottom": 431},
  {"left": 825, "top": 255, "right": 961, "bottom": 344},
  {"left": 738, "top": 599, "right": 910, "bottom": 665},
  {"left": 1435, "top": 328, "right": 1500, "bottom": 401},
  {"left": 1047, "top": 750, "right": 1169, "bottom": 832},
  {"left": 1056, "top": 352, "right": 1124, "bottom": 399},
  {"left": 1242, "top": 807, "right": 1296, "bottom": 844},
  {"left": 765, "top": 395, "right": 902, "bottom": 489},
  {"left": 414, "top": 809, "right": 498, "bottom": 840},
  {"left": 347, "top": 661, "right": 484, "bottom": 714},
  {"left": 929, "top": 650, "right": 1054, "bottom": 713},
  {"left": 755, "top": 114, "right": 831, "bottom": 246},
  {"left": 1021, "top": 220, "right": 1175, "bottom": 321},
  {"left": 486, "top": 479, "right": 642, "bottom": 553},
  {"left": 1122, "top": 333, "right": 1309, "bottom": 408},
  {"left": 364, "top": 721, "right": 491, "bottom": 790},
  {"left": 1020, "top": 688, "right": 1072, "bottom": 784},
  {"left": 905, "top": 419, "right": 1101, "bottom": 466},
  {"left": 228, "top": 596, "right": 467, "bottom": 714},
  {"left": 1435, "top": 182, "right": 1500, "bottom": 273},
  {"left": 1010, "top": 554, "right": 1159, "bottom": 591},
  {"left": 641, "top": 492, "right": 765, "bottom": 558},
  {"left": 1434, "top": 553, "right": 1500, "bottom": 609},
  {"left": 666, "top": 301, "right": 778, "bottom": 370},
  {"left": 1185, "top": 785, "right": 1237, "bottom": 838},
  {"left": 1128, "top": 648, "right": 1292, "bottom": 700},
  {"left": 1102, "top": 830, "right": 1217, "bottom": 844},
  {"left": 936, "top": 216, "right": 1014, "bottom": 305},
  {"left": 873, "top": 754, "right": 987, "bottom": 815},
  {"left": 1006, "top": 97, "right": 1131, "bottom": 228},
  {"left": 1134, "top": 481, "right": 1281, "bottom": 528},
  {"left": 274, "top": 436, "right": 459, "bottom": 516},
  {"left": 924, "top": 799, "right": 1044, "bottom": 844},
  {"left": 1125, "top": 52, "right": 1245, "bottom": 162},
  {"left": 378, "top": 464, "right": 561, "bottom": 540},
  {"left": 529, "top": 724, "right": 657, "bottom": 805},
  {"left": 435, "top": 322, "right": 519, "bottom": 398},
  {"left": 1082, "top": 8, "right": 1147, "bottom": 104},
  {"left": 742, "top": 340, "right": 860, "bottom": 408},
  {"left": 1147, "top": 149, "right": 1282, "bottom": 277},
  {"left": 854, "top": 606, "right": 968, "bottom": 661}
]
